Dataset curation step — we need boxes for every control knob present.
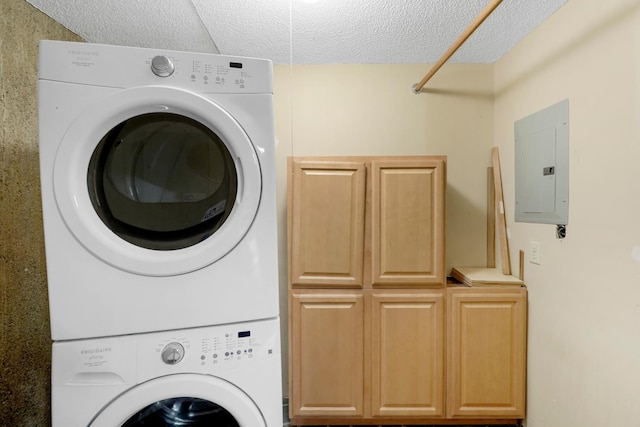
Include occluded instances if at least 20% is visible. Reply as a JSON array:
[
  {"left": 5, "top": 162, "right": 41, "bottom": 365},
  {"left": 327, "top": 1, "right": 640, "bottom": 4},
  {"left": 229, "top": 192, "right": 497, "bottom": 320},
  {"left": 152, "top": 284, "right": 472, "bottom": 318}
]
[
  {"left": 151, "top": 55, "right": 175, "bottom": 77},
  {"left": 161, "top": 342, "right": 185, "bottom": 364}
]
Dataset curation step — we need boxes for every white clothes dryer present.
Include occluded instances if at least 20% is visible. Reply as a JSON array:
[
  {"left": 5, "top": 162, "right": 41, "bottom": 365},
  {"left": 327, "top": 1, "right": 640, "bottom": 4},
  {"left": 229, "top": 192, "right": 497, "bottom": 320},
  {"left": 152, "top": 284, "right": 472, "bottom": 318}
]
[
  {"left": 38, "top": 40, "right": 279, "bottom": 340},
  {"left": 52, "top": 318, "right": 282, "bottom": 427}
]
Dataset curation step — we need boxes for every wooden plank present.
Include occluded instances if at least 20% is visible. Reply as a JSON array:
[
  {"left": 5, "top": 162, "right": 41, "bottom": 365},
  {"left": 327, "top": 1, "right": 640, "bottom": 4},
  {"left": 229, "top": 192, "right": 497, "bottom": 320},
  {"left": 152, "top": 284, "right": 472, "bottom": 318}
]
[
  {"left": 486, "top": 167, "right": 496, "bottom": 268},
  {"left": 518, "top": 250, "right": 524, "bottom": 281},
  {"left": 491, "top": 147, "right": 511, "bottom": 275},
  {"left": 450, "top": 267, "right": 523, "bottom": 287}
]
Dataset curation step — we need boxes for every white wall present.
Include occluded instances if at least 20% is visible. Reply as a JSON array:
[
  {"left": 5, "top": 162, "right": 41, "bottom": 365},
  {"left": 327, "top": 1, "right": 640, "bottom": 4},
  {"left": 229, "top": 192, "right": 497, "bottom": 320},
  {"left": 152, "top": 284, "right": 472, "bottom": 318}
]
[
  {"left": 273, "top": 63, "right": 495, "bottom": 392},
  {"left": 494, "top": 0, "right": 640, "bottom": 425}
]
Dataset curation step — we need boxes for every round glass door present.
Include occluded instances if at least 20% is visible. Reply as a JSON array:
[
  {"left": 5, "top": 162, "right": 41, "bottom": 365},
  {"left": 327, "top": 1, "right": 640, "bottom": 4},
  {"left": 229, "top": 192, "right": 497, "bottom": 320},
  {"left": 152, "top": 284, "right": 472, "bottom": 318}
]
[
  {"left": 53, "top": 86, "right": 262, "bottom": 276},
  {"left": 121, "top": 397, "right": 239, "bottom": 426},
  {"left": 89, "top": 374, "right": 266, "bottom": 427},
  {"left": 88, "top": 112, "right": 237, "bottom": 250}
]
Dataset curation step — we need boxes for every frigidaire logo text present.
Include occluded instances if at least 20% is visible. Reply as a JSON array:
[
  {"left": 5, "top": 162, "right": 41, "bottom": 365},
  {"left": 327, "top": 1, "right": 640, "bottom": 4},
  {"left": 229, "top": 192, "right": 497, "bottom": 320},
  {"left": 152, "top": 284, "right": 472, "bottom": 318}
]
[
  {"left": 67, "top": 50, "right": 99, "bottom": 57},
  {"left": 81, "top": 347, "right": 112, "bottom": 355}
]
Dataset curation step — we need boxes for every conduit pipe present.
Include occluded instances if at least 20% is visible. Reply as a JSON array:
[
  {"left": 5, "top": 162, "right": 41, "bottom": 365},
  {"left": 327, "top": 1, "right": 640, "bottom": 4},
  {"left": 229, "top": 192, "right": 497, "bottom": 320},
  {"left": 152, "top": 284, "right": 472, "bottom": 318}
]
[{"left": 412, "top": 0, "right": 504, "bottom": 93}]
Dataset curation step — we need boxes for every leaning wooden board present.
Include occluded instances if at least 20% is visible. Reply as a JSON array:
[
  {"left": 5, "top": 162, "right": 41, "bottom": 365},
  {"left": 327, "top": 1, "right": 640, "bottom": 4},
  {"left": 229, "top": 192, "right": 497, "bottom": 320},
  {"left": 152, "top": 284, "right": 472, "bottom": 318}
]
[{"left": 492, "top": 147, "right": 511, "bottom": 275}]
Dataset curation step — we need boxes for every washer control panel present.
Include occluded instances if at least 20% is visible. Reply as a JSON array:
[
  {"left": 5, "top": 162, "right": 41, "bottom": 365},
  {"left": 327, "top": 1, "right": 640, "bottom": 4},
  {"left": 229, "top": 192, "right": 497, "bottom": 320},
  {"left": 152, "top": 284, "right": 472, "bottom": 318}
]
[
  {"left": 52, "top": 318, "right": 281, "bottom": 385},
  {"left": 139, "top": 318, "right": 280, "bottom": 376}
]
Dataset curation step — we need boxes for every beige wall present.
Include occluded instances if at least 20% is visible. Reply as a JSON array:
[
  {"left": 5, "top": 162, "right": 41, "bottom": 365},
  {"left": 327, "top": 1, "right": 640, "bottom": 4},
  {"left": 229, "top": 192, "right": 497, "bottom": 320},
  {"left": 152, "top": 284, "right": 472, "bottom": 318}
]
[
  {"left": 494, "top": 0, "right": 640, "bottom": 425},
  {"left": 272, "top": 63, "right": 495, "bottom": 391},
  {"left": 0, "top": 0, "right": 82, "bottom": 425}
]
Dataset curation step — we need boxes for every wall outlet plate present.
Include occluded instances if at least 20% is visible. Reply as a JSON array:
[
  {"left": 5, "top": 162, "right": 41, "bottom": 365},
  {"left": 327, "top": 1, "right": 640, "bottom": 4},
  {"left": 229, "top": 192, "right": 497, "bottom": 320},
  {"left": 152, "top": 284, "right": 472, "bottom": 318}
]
[{"left": 530, "top": 241, "right": 541, "bottom": 265}]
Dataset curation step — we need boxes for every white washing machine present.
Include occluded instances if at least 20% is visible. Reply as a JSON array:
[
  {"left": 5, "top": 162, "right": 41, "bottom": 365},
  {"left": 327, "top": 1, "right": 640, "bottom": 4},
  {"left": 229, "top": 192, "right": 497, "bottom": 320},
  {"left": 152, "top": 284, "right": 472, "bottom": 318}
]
[
  {"left": 52, "top": 318, "right": 282, "bottom": 426},
  {"left": 37, "top": 40, "right": 279, "bottom": 340}
]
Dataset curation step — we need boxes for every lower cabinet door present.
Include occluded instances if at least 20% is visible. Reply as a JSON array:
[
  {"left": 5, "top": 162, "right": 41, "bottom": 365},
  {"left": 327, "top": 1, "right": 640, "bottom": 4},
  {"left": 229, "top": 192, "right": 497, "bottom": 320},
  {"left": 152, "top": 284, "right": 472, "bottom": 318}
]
[
  {"left": 289, "top": 291, "right": 364, "bottom": 418},
  {"left": 370, "top": 290, "right": 445, "bottom": 417},
  {"left": 446, "top": 287, "right": 527, "bottom": 419}
]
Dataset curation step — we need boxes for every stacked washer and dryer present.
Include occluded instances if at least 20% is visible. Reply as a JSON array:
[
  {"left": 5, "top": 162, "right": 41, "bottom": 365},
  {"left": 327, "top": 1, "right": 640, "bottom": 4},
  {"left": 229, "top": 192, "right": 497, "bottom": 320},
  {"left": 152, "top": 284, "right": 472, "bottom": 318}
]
[{"left": 38, "top": 40, "right": 282, "bottom": 426}]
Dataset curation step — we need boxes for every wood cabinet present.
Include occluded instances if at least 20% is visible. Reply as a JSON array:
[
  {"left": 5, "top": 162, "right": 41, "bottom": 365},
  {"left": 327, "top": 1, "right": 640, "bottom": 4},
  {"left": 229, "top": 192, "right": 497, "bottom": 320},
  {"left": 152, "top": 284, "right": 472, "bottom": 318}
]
[
  {"left": 287, "top": 156, "right": 527, "bottom": 425},
  {"left": 288, "top": 156, "right": 447, "bottom": 425},
  {"left": 446, "top": 286, "right": 527, "bottom": 419},
  {"left": 289, "top": 288, "right": 446, "bottom": 423},
  {"left": 288, "top": 157, "right": 446, "bottom": 289}
]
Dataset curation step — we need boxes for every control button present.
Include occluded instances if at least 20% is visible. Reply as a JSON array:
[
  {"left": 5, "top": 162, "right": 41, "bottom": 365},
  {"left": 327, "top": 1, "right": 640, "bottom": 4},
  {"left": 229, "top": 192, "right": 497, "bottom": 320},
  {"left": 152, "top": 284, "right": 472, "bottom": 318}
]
[
  {"left": 237, "top": 350, "right": 241, "bottom": 355},
  {"left": 213, "top": 353, "right": 218, "bottom": 359},
  {"left": 151, "top": 55, "right": 175, "bottom": 77},
  {"left": 161, "top": 342, "right": 185, "bottom": 365}
]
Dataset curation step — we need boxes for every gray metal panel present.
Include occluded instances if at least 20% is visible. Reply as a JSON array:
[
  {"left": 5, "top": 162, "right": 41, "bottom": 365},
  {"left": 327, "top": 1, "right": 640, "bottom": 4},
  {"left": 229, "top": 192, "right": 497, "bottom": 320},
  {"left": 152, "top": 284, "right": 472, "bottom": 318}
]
[{"left": 514, "top": 99, "right": 569, "bottom": 225}]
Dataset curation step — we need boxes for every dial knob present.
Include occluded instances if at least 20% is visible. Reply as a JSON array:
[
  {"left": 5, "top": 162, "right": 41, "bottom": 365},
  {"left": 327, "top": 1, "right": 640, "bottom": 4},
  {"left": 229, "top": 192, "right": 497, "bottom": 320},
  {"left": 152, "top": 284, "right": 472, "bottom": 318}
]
[
  {"left": 161, "top": 342, "right": 185, "bottom": 364},
  {"left": 151, "top": 55, "right": 175, "bottom": 77}
]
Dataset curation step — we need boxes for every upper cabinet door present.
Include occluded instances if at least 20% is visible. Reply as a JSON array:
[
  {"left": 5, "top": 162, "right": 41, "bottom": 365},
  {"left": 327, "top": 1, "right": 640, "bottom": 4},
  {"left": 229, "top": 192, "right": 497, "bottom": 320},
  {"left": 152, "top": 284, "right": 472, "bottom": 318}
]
[
  {"left": 289, "top": 159, "right": 366, "bottom": 288},
  {"left": 370, "top": 158, "right": 446, "bottom": 286}
]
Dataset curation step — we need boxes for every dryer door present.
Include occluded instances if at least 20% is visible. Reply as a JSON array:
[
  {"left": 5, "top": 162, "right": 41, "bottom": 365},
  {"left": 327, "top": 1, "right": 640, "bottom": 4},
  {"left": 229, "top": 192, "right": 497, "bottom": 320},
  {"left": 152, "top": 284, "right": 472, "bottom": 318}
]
[
  {"left": 89, "top": 374, "right": 266, "bottom": 426},
  {"left": 53, "top": 86, "right": 262, "bottom": 276}
]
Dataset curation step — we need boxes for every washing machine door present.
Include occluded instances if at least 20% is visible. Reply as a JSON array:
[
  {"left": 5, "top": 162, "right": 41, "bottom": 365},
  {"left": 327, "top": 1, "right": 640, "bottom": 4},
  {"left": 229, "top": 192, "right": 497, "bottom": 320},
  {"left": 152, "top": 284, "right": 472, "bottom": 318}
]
[
  {"left": 90, "top": 374, "right": 266, "bottom": 427},
  {"left": 53, "top": 86, "right": 262, "bottom": 276}
]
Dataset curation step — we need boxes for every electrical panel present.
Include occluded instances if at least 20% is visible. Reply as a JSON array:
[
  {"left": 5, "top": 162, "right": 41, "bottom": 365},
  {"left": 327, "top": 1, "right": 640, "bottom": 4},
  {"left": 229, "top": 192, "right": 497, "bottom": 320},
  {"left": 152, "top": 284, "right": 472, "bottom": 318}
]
[{"left": 514, "top": 99, "right": 569, "bottom": 225}]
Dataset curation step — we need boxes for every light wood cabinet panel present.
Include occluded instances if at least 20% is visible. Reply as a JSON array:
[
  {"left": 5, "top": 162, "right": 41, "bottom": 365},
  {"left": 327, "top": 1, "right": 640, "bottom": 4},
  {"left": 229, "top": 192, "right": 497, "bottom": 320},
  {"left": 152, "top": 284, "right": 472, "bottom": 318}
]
[
  {"left": 289, "top": 159, "right": 366, "bottom": 288},
  {"left": 446, "top": 287, "right": 527, "bottom": 419},
  {"left": 370, "top": 290, "right": 445, "bottom": 418},
  {"left": 287, "top": 156, "right": 495, "bottom": 426},
  {"left": 371, "top": 159, "right": 446, "bottom": 287},
  {"left": 289, "top": 291, "right": 364, "bottom": 418}
]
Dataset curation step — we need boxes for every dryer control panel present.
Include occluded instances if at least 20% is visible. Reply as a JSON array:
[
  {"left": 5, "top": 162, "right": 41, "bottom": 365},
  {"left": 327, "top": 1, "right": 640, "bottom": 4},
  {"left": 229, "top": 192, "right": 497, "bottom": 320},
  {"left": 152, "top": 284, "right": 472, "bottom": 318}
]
[{"left": 38, "top": 40, "right": 273, "bottom": 94}]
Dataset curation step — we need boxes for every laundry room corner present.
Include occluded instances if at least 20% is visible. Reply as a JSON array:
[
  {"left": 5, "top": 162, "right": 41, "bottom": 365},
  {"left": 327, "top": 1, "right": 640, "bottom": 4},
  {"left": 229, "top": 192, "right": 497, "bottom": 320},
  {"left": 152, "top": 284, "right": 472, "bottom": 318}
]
[{"left": 0, "top": 0, "right": 82, "bottom": 424}]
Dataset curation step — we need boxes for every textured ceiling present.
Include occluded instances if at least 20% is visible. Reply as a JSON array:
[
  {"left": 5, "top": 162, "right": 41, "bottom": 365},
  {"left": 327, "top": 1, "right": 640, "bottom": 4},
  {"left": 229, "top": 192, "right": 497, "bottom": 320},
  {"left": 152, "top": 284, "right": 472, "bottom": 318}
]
[{"left": 25, "top": 0, "right": 568, "bottom": 64}]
